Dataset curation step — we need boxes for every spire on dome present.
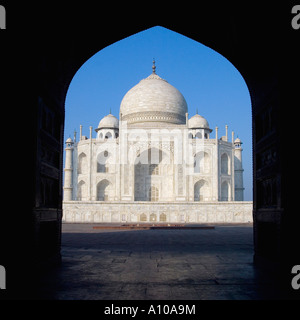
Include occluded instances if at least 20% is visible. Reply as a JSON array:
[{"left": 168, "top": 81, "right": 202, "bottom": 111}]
[{"left": 152, "top": 58, "right": 156, "bottom": 74}]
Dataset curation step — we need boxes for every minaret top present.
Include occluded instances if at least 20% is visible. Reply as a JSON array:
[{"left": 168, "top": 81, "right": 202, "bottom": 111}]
[
  {"left": 65, "top": 137, "right": 74, "bottom": 148},
  {"left": 234, "top": 136, "right": 243, "bottom": 149}
]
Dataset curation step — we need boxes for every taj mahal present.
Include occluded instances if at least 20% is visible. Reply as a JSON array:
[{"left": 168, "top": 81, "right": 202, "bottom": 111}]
[{"left": 63, "top": 61, "right": 252, "bottom": 223}]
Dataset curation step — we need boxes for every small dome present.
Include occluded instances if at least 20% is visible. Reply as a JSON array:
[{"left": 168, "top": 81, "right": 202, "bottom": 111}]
[
  {"left": 66, "top": 137, "right": 73, "bottom": 143},
  {"left": 97, "top": 114, "right": 119, "bottom": 129},
  {"left": 234, "top": 137, "right": 242, "bottom": 144},
  {"left": 188, "top": 114, "right": 210, "bottom": 129}
]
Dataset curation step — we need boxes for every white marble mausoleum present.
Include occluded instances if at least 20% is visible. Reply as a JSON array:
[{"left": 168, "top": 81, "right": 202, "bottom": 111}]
[{"left": 63, "top": 61, "right": 252, "bottom": 223}]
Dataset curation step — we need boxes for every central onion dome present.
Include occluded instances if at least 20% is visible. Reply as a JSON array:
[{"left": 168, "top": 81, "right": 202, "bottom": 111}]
[{"left": 120, "top": 61, "right": 188, "bottom": 125}]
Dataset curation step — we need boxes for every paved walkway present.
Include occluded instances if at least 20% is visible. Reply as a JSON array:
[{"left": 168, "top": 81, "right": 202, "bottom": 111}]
[{"left": 37, "top": 223, "right": 285, "bottom": 300}]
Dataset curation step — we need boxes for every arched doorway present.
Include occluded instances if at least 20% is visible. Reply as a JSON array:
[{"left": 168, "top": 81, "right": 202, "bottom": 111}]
[
  {"left": 194, "top": 179, "right": 209, "bottom": 201},
  {"left": 13, "top": 3, "right": 295, "bottom": 299},
  {"left": 221, "top": 181, "right": 229, "bottom": 201},
  {"left": 77, "top": 180, "right": 87, "bottom": 201},
  {"left": 96, "top": 179, "right": 111, "bottom": 201}
]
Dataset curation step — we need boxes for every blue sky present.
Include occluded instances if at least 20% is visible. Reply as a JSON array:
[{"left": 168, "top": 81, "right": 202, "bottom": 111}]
[{"left": 65, "top": 26, "right": 252, "bottom": 200}]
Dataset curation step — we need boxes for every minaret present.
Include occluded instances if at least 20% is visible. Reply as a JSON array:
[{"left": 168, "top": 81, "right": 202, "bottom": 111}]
[
  {"left": 234, "top": 137, "right": 244, "bottom": 201},
  {"left": 63, "top": 137, "right": 74, "bottom": 201},
  {"left": 79, "top": 125, "right": 83, "bottom": 141}
]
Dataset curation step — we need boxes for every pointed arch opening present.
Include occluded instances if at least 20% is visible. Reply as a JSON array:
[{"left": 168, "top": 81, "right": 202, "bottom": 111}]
[
  {"left": 221, "top": 153, "right": 230, "bottom": 175},
  {"left": 78, "top": 153, "right": 87, "bottom": 174},
  {"left": 97, "top": 179, "right": 111, "bottom": 201},
  {"left": 194, "top": 151, "right": 210, "bottom": 174},
  {"left": 97, "top": 150, "right": 111, "bottom": 173},
  {"left": 194, "top": 179, "right": 209, "bottom": 201},
  {"left": 221, "top": 180, "right": 230, "bottom": 201},
  {"left": 77, "top": 180, "right": 87, "bottom": 201}
]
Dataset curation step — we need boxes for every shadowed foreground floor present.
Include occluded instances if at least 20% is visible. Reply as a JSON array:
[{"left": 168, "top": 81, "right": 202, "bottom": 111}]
[{"left": 36, "top": 223, "right": 286, "bottom": 300}]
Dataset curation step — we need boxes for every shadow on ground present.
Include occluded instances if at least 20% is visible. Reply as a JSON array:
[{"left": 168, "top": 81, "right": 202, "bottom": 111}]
[{"left": 28, "top": 223, "right": 292, "bottom": 300}]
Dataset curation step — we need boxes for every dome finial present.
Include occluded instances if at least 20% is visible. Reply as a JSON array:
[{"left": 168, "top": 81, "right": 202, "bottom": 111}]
[{"left": 152, "top": 58, "right": 156, "bottom": 74}]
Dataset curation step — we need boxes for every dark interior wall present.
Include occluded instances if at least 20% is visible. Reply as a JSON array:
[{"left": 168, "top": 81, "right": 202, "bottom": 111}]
[{"left": 1, "top": 2, "right": 299, "bottom": 299}]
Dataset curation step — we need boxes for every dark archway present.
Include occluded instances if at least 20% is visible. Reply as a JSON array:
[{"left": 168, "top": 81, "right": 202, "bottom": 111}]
[{"left": 2, "top": 2, "right": 298, "bottom": 299}]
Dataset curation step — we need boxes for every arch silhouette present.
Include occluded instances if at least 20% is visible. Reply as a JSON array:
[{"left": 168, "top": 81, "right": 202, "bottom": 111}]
[{"left": 22, "top": 5, "right": 295, "bottom": 299}]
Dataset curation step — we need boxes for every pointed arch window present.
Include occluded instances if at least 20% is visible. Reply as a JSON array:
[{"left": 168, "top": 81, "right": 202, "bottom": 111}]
[
  {"left": 221, "top": 181, "right": 229, "bottom": 201},
  {"left": 221, "top": 153, "right": 230, "bottom": 175},
  {"left": 78, "top": 153, "right": 87, "bottom": 174},
  {"left": 194, "top": 152, "right": 210, "bottom": 173}
]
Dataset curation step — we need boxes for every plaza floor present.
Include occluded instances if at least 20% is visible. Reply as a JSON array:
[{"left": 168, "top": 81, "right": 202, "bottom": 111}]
[{"left": 36, "top": 223, "right": 286, "bottom": 300}]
